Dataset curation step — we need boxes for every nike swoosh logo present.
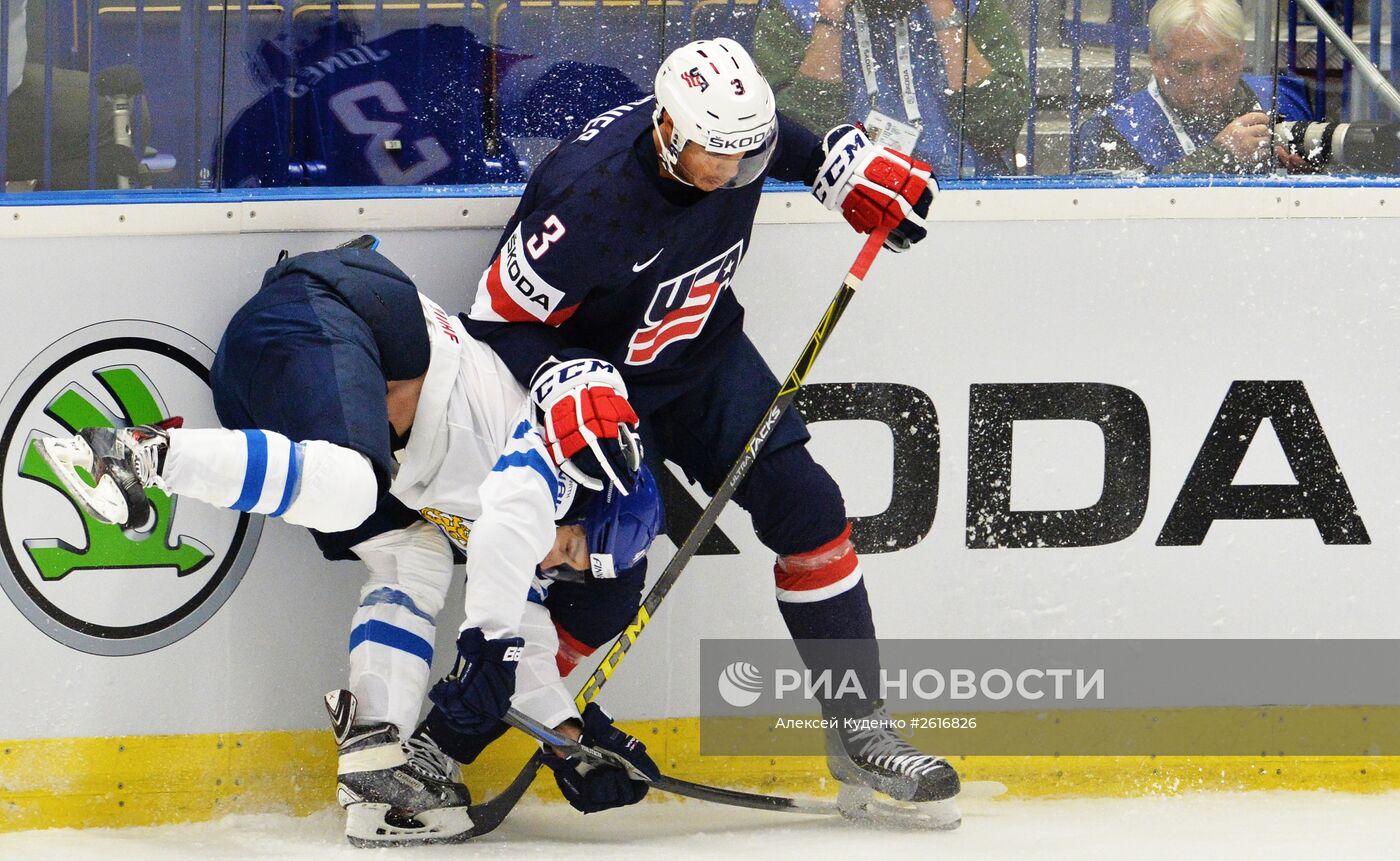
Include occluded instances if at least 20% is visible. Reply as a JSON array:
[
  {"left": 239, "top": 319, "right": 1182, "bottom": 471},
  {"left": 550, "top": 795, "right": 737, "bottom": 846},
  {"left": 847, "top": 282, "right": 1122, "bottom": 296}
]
[{"left": 632, "top": 248, "right": 664, "bottom": 272}]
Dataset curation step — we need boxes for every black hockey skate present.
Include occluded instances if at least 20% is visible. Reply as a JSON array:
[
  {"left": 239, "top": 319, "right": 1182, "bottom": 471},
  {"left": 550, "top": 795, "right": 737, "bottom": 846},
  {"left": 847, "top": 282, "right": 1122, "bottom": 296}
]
[
  {"left": 36, "top": 418, "right": 181, "bottom": 529},
  {"left": 827, "top": 702, "right": 962, "bottom": 830},
  {"left": 324, "top": 690, "right": 475, "bottom": 847}
]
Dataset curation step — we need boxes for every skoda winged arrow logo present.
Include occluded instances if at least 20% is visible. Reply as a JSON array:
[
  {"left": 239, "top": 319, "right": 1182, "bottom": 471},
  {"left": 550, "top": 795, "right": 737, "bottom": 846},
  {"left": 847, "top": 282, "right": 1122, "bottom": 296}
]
[{"left": 0, "top": 322, "right": 263, "bottom": 655}]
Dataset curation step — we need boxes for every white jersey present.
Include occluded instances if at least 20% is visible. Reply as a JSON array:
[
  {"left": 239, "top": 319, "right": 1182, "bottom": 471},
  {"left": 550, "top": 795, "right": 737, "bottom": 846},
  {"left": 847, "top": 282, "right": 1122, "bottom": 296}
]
[{"left": 389, "top": 294, "right": 573, "bottom": 641}]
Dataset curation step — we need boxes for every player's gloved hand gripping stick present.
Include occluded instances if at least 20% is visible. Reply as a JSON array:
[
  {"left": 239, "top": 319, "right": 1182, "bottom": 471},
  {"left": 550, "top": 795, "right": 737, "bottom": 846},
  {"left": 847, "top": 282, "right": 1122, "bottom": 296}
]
[
  {"left": 462, "top": 229, "right": 893, "bottom": 837},
  {"left": 812, "top": 125, "right": 936, "bottom": 253},
  {"left": 500, "top": 706, "right": 1007, "bottom": 820}
]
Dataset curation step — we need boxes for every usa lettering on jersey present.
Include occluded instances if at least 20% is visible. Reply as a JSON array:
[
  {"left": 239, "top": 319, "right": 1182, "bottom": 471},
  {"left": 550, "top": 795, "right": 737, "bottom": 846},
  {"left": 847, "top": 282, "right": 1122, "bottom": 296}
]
[
  {"left": 576, "top": 97, "right": 653, "bottom": 142},
  {"left": 626, "top": 239, "right": 744, "bottom": 366},
  {"left": 472, "top": 225, "right": 574, "bottom": 325}
]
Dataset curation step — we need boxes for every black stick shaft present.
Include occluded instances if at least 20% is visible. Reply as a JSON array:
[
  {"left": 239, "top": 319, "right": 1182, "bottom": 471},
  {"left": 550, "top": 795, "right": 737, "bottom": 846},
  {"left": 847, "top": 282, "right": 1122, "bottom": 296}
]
[{"left": 574, "top": 229, "right": 888, "bottom": 710}]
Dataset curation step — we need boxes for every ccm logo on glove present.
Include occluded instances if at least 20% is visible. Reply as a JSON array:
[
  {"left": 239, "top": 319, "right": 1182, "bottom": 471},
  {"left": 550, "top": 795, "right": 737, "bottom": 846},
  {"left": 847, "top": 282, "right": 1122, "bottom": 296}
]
[
  {"left": 812, "top": 124, "right": 936, "bottom": 253},
  {"left": 531, "top": 356, "right": 643, "bottom": 495}
]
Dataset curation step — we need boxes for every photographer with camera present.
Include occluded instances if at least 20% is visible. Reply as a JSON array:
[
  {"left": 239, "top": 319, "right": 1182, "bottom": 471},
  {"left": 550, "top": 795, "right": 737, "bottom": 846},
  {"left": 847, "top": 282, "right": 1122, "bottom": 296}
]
[{"left": 1074, "top": 0, "right": 1312, "bottom": 174}]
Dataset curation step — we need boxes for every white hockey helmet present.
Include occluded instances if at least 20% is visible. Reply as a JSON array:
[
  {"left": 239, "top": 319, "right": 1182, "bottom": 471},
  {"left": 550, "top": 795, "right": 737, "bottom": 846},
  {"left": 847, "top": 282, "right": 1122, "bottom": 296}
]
[{"left": 652, "top": 38, "right": 778, "bottom": 189}]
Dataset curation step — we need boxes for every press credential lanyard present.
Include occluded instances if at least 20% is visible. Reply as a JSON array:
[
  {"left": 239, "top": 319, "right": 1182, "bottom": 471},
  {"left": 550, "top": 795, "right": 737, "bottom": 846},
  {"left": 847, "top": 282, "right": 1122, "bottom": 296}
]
[
  {"left": 852, "top": 0, "right": 923, "bottom": 129},
  {"left": 1147, "top": 76, "right": 1261, "bottom": 156}
]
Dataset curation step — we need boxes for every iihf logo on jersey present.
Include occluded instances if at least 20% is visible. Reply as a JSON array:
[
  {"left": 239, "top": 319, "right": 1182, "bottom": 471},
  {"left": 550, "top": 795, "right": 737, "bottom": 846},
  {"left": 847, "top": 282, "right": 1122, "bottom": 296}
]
[
  {"left": 0, "top": 322, "right": 262, "bottom": 656},
  {"left": 627, "top": 240, "right": 744, "bottom": 366},
  {"left": 717, "top": 660, "right": 764, "bottom": 708}
]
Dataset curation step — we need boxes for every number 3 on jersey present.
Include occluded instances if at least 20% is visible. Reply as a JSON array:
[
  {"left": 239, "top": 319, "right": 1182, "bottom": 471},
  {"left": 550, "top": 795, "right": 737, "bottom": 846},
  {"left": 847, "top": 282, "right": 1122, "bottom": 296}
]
[
  {"left": 328, "top": 81, "right": 451, "bottom": 185},
  {"left": 526, "top": 215, "right": 566, "bottom": 259}
]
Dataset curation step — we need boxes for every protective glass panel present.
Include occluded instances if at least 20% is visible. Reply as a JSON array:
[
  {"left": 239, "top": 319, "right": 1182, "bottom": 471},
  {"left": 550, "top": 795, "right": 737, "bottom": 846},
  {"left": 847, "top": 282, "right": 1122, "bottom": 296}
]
[
  {"left": 218, "top": 2, "right": 502, "bottom": 188},
  {"left": 490, "top": 0, "right": 661, "bottom": 174},
  {"left": 213, "top": 0, "right": 659, "bottom": 189},
  {"left": 2, "top": 0, "right": 223, "bottom": 192},
  {"left": 1024, "top": 0, "right": 1155, "bottom": 175},
  {"left": 1269, "top": 0, "right": 1400, "bottom": 174},
  {"left": 742, "top": 0, "right": 1028, "bottom": 178},
  {"left": 1073, "top": 0, "right": 1286, "bottom": 176},
  {"left": 1023, "top": 0, "right": 1399, "bottom": 177}
]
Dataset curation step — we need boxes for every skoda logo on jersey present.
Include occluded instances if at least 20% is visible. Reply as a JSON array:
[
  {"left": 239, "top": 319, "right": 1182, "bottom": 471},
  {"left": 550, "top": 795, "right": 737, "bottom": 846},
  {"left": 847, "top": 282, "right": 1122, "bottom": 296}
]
[
  {"left": 0, "top": 322, "right": 263, "bottom": 656},
  {"left": 717, "top": 661, "right": 764, "bottom": 708}
]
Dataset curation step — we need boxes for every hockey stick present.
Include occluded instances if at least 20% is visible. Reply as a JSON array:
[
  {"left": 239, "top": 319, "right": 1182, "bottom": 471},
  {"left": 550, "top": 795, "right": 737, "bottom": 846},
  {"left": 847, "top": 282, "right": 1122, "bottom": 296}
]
[
  {"left": 504, "top": 707, "right": 843, "bottom": 814},
  {"left": 467, "top": 229, "right": 891, "bottom": 836},
  {"left": 503, "top": 708, "right": 1006, "bottom": 816},
  {"left": 458, "top": 749, "right": 549, "bottom": 839},
  {"left": 574, "top": 227, "right": 890, "bottom": 710}
]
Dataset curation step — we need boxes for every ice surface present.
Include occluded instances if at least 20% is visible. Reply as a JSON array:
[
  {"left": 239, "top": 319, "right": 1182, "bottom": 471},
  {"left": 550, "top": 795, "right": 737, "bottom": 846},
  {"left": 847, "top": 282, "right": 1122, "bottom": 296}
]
[{"left": 3, "top": 792, "right": 1399, "bottom": 861}]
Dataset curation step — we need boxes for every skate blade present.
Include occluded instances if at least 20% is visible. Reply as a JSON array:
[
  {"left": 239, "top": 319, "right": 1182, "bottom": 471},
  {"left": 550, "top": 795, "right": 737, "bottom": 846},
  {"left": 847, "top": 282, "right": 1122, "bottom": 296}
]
[
  {"left": 35, "top": 435, "right": 127, "bottom": 525},
  {"left": 836, "top": 783, "right": 961, "bottom": 831},
  {"left": 961, "top": 779, "right": 1008, "bottom": 799},
  {"left": 344, "top": 802, "right": 476, "bottom": 847}
]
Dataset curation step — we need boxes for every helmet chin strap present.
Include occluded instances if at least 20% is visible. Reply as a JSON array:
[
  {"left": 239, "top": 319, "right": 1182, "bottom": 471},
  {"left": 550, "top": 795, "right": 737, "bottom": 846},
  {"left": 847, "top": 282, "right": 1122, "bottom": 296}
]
[{"left": 652, "top": 109, "right": 698, "bottom": 188}]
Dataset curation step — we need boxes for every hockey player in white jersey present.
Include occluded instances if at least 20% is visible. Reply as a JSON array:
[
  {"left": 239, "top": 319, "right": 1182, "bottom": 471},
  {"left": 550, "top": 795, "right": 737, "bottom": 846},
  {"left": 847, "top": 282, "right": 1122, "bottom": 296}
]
[{"left": 38, "top": 237, "right": 664, "bottom": 846}]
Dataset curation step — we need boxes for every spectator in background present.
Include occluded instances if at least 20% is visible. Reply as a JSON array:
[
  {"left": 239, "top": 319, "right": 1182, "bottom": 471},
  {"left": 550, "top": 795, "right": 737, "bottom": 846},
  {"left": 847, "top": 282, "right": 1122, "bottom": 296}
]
[
  {"left": 4, "top": 0, "right": 137, "bottom": 189},
  {"left": 752, "top": 0, "right": 1029, "bottom": 177},
  {"left": 1074, "top": 0, "right": 1312, "bottom": 174}
]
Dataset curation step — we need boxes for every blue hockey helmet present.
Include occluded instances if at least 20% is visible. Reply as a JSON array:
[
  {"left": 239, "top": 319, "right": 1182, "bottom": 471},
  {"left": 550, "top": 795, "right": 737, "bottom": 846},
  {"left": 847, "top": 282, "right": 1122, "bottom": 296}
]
[{"left": 577, "top": 463, "right": 664, "bottom": 578}]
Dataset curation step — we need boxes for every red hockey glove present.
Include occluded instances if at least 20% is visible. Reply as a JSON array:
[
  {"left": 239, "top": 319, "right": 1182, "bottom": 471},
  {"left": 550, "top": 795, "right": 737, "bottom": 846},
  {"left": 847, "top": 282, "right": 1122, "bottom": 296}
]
[
  {"left": 811, "top": 124, "right": 936, "bottom": 252},
  {"left": 531, "top": 356, "right": 643, "bottom": 495}
]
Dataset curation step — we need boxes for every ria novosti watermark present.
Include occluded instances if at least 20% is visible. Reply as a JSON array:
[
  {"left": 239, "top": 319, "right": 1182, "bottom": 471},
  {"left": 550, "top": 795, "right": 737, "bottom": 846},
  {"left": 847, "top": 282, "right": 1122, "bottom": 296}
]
[
  {"left": 716, "top": 661, "right": 1104, "bottom": 708},
  {"left": 700, "top": 639, "right": 1400, "bottom": 756}
]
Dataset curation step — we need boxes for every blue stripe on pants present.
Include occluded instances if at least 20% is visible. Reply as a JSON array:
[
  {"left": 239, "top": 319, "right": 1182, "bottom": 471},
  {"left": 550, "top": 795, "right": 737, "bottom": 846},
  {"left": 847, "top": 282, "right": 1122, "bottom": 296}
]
[
  {"left": 233, "top": 429, "right": 268, "bottom": 512},
  {"left": 270, "top": 438, "right": 302, "bottom": 518},
  {"left": 348, "top": 620, "right": 434, "bottom": 664}
]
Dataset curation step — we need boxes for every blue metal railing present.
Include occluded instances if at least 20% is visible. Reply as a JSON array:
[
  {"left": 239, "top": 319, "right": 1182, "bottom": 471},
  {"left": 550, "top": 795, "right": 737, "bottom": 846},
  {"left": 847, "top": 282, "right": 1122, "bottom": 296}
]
[
  {"left": 1026, "top": 0, "right": 1039, "bottom": 173},
  {"left": 1286, "top": 0, "right": 1400, "bottom": 122}
]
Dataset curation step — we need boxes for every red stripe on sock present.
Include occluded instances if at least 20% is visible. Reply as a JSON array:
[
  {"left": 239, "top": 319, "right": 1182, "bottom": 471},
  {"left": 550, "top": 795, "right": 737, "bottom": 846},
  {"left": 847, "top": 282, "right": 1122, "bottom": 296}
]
[
  {"left": 554, "top": 622, "right": 597, "bottom": 677},
  {"left": 774, "top": 545, "right": 859, "bottom": 593}
]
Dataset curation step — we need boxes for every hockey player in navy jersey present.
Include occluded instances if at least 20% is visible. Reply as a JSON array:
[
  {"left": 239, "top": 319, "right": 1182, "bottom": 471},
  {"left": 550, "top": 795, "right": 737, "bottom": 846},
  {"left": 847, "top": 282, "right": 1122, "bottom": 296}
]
[
  {"left": 38, "top": 238, "right": 665, "bottom": 846},
  {"left": 462, "top": 38, "right": 960, "bottom": 823}
]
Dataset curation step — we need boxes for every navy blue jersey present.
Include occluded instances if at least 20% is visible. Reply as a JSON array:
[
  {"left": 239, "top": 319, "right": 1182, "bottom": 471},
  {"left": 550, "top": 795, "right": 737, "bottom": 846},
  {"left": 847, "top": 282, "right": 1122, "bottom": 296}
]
[
  {"left": 462, "top": 98, "right": 821, "bottom": 406},
  {"left": 211, "top": 245, "right": 449, "bottom": 560},
  {"left": 220, "top": 25, "right": 520, "bottom": 188},
  {"left": 219, "top": 23, "right": 645, "bottom": 189}
]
